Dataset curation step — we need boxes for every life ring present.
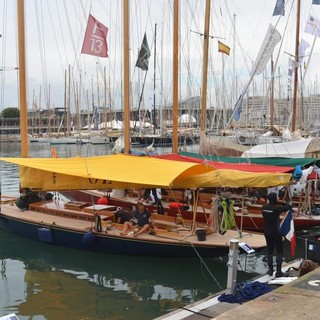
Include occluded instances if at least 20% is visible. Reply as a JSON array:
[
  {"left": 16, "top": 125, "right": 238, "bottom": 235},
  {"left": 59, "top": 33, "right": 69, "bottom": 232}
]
[{"left": 239, "top": 136, "right": 246, "bottom": 143}]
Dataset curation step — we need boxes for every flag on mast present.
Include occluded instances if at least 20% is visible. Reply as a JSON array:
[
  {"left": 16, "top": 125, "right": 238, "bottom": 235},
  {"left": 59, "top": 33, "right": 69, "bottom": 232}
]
[
  {"left": 136, "top": 33, "right": 151, "bottom": 71},
  {"left": 218, "top": 41, "right": 230, "bottom": 55},
  {"left": 81, "top": 14, "right": 109, "bottom": 58},
  {"left": 272, "top": 0, "right": 285, "bottom": 16},
  {"left": 298, "top": 39, "right": 310, "bottom": 64},
  {"left": 251, "top": 24, "right": 281, "bottom": 76},
  {"left": 304, "top": 15, "right": 320, "bottom": 38}
]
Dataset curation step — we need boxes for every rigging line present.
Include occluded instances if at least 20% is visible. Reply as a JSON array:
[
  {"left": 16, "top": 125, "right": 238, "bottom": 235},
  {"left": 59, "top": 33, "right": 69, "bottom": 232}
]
[
  {"left": 180, "top": 306, "right": 212, "bottom": 318},
  {"left": 34, "top": 0, "right": 48, "bottom": 105},
  {"left": 62, "top": 1, "right": 81, "bottom": 78},
  {"left": 1, "top": 0, "right": 9, "bottom": 110},
  {"left": 188, "top": 241, "right": 223, "bottom": 290},
  {"left": 151, "top": 230, "right": 223, "bottom": 289},
  {"left": 54, "top": 0, "right": 69, "bottom": 71},
  {"left": 46, "top": 0, "right": 66, "bottom": 80}
]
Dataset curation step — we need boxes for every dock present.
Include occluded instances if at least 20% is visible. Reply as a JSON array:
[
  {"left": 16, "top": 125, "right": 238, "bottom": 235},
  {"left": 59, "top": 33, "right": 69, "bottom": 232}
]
[{"left": 156, "top": 260, "right": 320, "bottom": 320}]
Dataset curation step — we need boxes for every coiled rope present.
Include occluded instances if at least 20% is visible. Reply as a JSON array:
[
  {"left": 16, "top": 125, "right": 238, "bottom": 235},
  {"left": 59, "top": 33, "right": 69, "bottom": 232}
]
[{"left": 218, "top": 281, "right": 272, "bottom": 303}]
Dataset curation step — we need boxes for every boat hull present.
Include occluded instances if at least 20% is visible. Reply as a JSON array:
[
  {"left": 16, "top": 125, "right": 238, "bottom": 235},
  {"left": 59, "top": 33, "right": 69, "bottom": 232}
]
[
  {"left": 0, "top": 213, "right": 227, "bottom": 258},
  {"left": 110, "top": 135, "right": 198, "bottom": 148}
]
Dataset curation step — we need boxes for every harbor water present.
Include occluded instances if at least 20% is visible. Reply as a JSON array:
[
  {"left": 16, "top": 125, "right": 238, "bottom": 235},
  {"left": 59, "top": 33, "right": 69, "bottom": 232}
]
[{"left": 0, "top": 142, "right": 309, "bottom": 319}]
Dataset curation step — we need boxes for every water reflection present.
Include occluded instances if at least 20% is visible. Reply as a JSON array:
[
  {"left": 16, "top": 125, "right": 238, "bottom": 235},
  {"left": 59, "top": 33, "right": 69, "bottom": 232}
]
[{"left": 0, "top": 229, "right": 229, "bottom": 319}]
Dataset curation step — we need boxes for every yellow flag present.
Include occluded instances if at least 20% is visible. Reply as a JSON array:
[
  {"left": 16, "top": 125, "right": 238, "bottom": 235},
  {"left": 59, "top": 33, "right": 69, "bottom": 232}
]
[{"left": 218, "top": 41, "right": 230, "bottom": 55}]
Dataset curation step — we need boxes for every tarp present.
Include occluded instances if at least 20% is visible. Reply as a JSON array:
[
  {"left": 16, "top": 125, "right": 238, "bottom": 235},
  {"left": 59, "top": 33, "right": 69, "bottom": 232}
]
[
  {"left": 0, "top": 153, "right": 292, "bottom": 190},
  {"left": 0, "top": 154, "right": 214, "bottom": 190},
  {"left": 180, "top": 151, "right": 319, "bottom": 168},
  {"left": 178, "top": 114, "right": 196, "bottom": 124},
  {"left": 154, "top": 153, "right": 293, "bottom": 173},
  {"left": 241, "top": 138, "right": 313, "bottom": 158},
  {"left": 174, "top": 169, "right": 291, "bottom": 188}
]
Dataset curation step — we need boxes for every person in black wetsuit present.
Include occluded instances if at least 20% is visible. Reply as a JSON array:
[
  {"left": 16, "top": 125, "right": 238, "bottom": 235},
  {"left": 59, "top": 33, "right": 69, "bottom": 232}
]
[{"left": 262, "top": 192, "right": 292, "bottom": 277}]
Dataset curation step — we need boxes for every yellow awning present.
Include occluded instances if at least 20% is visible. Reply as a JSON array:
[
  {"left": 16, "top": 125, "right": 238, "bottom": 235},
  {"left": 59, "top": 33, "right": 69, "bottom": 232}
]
[
  {"left": 0, "top": 154, "right": 215, "bottom": 190},
  {"left": 174, "top": 169, "right": 291, "bottom": 188},
  {"left": 0, "top": 154, "right": 292, "bottom": 190}
]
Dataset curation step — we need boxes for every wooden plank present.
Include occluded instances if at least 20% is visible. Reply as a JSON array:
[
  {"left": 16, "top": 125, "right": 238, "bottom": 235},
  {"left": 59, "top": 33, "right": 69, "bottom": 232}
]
[{"left": 64, "top": 201, "right": 89, "bottom": 211}]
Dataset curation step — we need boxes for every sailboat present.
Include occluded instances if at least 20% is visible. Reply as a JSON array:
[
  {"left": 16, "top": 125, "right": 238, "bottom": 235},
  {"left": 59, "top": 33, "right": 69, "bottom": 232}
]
[
  {"left": 0, "top": 0, "right": 269, "bottom": 258},
  {"left": 199, "top": 0, "right": 320, "bottom": 158}
]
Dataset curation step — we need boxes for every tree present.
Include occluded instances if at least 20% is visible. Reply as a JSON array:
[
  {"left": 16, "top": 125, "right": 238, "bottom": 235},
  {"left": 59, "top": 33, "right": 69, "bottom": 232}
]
[{"left": 1, "top": 107, "right": 20, "bottom": 118}]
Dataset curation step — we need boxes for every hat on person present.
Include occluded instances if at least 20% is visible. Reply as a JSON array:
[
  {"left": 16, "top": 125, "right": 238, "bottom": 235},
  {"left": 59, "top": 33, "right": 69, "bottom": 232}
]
[{"left": 267, "top": 192, "right": 278, "bottom": 204}]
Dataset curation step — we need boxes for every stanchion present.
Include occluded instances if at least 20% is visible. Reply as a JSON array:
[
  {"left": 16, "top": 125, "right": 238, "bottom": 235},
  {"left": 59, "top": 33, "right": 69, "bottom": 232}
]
[{"left": 227, "top": 239, "right": 239, "bottom": 294}]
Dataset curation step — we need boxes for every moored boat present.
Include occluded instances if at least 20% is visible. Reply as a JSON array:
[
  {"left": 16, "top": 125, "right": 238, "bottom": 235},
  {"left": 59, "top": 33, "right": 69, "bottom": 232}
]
[{"left": 0, "top": 190, "right": 265, "bottom": 258}]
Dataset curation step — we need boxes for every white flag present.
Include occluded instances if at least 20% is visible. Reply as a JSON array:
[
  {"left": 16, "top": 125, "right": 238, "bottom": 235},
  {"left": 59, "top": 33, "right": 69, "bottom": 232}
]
[
  {"left": 304, "top": 15, "right": 320, "bottom": 37},
  {"left": 251, "top": 24, "right": 281, "bottom": 76},
  {"left": 298, "top": 39, "right": 310, "bottom": 63}
]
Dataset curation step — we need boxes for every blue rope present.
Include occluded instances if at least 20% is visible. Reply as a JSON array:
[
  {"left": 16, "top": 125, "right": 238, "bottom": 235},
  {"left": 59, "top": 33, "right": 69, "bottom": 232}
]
[{"left": 218, "top": 281, "right": 272, "bottom": 303}]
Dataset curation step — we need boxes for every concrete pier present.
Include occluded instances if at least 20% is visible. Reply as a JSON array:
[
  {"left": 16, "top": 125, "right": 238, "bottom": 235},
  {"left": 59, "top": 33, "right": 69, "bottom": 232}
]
[{"left": 156, "top": 260, "right": 320, "bottom": 320}]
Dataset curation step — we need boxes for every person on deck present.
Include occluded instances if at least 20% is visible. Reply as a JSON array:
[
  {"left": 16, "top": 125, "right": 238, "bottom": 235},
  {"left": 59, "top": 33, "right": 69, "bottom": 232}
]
[
  {"left": 115, "top": 206, "right": 134, "bottom": 224},
  {"left": 149, "top": 188, "right": 164, "bottom": 214},
  {"left": 262, "top": 192, "right": 292, "bottom": 278},
  {"left": 120, "top": 201, "right": 154, "bottom": 237}
]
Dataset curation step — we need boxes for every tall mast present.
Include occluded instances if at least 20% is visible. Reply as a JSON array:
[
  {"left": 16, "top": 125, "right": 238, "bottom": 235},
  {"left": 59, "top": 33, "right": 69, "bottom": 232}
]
[
  {"left": 153, "top": 23, "right": 157, "bottom": 135},
  {"left": 200, "top": 0, "right": 210, "bottom": 134},
  {"left": 17, "top": 0, "right": 28, "bottom": 157},
  {"left": 232, "top": 13, "right": 236, "bottom": 107},
  {"left": 172, "top": 0, "right": 179, "bottom": 153},
  {"left": 292, "top": 0, "right": 301, "bottom": 132},
  {"left": 123, "top": 0, "right": 130, "bottom": 154},
  {"left": 63, "top": 69, "right": 67, "bottom": 135},
  {"left": 270, "top": 56, "right": 274, "bottom": 127},
  {"left": 67, "top": 65, "right": 71, "bottom": 135},
  {"left": 104, "top": 66, "right": 108, "bottom": 137}
]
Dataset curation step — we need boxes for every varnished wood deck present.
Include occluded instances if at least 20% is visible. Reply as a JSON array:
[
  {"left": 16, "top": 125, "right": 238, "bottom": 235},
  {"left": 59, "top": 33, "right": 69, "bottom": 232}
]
[{"left": 0, "top": 199, "right": 266, "bottom": 249}]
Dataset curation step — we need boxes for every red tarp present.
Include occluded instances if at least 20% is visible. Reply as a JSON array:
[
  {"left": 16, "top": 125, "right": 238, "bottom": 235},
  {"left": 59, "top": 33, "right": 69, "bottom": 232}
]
[{"left": 153, "top": 154, "right": 294, "bottom": 173}]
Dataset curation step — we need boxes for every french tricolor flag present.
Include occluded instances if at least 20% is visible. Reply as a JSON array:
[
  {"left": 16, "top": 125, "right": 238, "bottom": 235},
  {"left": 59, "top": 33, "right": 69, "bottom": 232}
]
[{"left": 280, "top": 209, "right": 296, "bottom": 258}]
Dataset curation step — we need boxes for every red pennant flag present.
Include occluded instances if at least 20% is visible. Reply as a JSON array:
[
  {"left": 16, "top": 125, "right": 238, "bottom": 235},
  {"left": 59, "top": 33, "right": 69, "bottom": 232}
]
[{"left": 81, "top": 14, "right": 108, "bottom": 58}]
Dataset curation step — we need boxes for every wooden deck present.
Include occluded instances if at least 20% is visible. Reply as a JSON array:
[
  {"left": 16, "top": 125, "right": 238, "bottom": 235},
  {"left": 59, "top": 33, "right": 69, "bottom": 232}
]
[{"left": 0, "top": 199, "right": 266, "bottom": 249}]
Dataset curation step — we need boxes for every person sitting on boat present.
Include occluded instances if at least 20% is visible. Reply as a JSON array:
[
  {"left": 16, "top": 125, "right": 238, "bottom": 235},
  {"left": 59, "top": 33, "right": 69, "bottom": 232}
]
[
  {"left": 120, "top": 201, "right": 154, "bottom": 237},
  {"left": 262, "top": 192, "right": 292, "bottom": 278},
  {"left": 115, "top": 206, "right": 134, "bottom": 224}
]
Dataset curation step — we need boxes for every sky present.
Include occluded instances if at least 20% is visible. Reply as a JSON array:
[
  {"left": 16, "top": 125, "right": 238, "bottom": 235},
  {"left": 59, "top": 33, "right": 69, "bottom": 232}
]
[{"left": 1, "top": 0, "right": 320, "bottom": 114}]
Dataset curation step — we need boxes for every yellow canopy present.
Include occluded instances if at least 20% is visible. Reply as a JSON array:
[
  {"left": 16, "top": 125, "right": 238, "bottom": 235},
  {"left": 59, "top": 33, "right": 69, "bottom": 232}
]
[
  {"left": 0, "top": 154, "right": 292, "bottom": 190},
  {"left": 174, "top": 169, "right": 291, "bottom": 188},
  {"left": 0, "top": 154, "right": 215, "bottom": 190}
]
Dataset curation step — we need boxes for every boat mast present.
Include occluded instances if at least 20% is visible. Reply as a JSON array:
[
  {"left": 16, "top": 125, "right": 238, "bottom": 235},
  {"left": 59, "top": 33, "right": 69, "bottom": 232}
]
[
  {"left": 172, "top": 0, "right": 179, "bottom": 153},
  {"left": 270, "top": 55, "right": 274, "bottom": 127},
  {"left": 200, "top": 0, "right": 210, "bottom": 139},
  {"left": 104, "top": 66, "right": 108, "bottom": 137},
  {"left": 63, "top": 69, "right": 67, "bottom": 135},
  {"left": 123, "top": 0, "right": 130, "bottom": 154},
  {"left": 153, "top": 23, "right": 157, "bottom": 135},
  {"left": 17, "top": 0, "right": 28, "bottom": 157},
  {"left": 292, "top": 0, "right": 301, "bottom": 132}
]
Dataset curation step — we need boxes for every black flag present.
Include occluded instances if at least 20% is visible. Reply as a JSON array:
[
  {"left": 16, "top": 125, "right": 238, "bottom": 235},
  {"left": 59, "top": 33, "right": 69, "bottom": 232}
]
[{"left": 136, "top": 33, "right": 151, "bottom": 71}]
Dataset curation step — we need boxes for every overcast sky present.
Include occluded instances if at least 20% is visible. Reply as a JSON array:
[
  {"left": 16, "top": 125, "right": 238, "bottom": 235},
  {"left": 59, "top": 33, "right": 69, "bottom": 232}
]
[{"left": 1, "top": 0, "right": 320, "bottom": 113}]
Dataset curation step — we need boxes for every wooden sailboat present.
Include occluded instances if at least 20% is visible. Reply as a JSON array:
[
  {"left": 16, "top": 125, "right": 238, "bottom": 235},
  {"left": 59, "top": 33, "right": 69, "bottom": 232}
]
[{"left": 0, "top": 0, "right": 268, "bottom": 258}]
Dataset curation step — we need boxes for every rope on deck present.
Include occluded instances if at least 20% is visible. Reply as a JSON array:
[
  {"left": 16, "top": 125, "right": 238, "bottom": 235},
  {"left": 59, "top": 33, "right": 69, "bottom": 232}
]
[{"left": 218, "top": 281, "right": 272, "bottom": 303}]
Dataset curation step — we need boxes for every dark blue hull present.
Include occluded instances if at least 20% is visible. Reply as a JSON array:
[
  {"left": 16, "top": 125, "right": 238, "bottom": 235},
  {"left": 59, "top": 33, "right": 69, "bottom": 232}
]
[{"left": 0, "top": 215, "right": 227, "bottom": 258}]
